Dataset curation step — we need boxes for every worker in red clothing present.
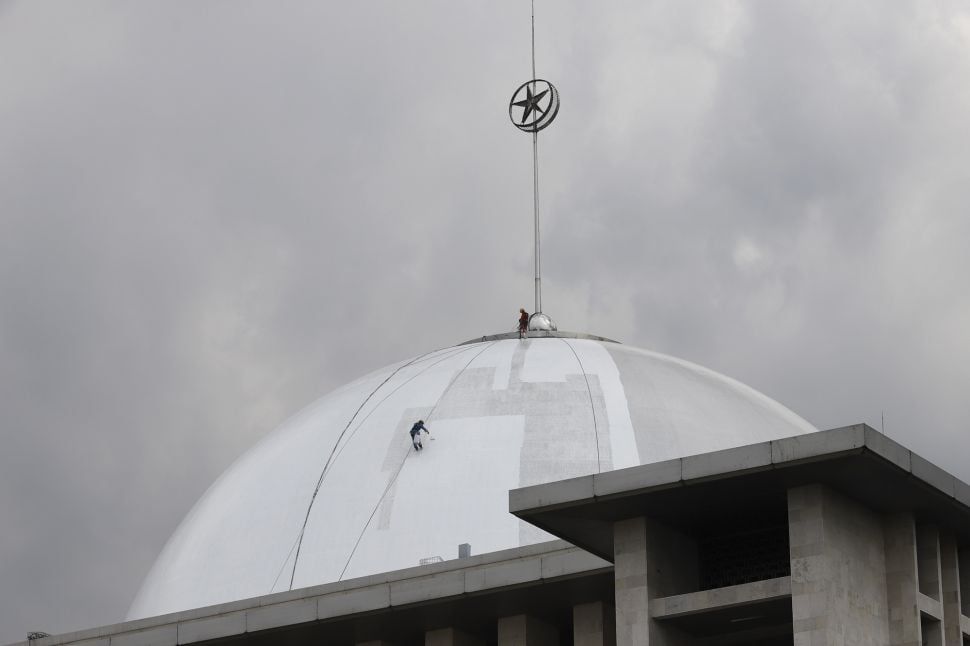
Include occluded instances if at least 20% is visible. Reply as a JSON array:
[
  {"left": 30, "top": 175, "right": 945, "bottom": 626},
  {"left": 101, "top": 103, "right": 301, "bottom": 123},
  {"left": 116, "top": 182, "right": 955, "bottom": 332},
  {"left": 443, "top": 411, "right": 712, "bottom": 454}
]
[{"left": 518, "top": 308, "right": 529, "bottom": 339}]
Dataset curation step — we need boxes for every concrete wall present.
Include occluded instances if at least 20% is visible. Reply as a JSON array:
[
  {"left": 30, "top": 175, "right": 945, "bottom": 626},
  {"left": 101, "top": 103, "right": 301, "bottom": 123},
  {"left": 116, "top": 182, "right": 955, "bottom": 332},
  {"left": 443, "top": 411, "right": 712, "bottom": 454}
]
[
  {"left": 573, "top": 601, "right": 615, "bottom": 646},
  {"left": 789, "top": 484, "right": 891, "bottom": 646},
  {"left": 497, "top": 615, "right": 558, "bottom": 646},
  {"left": 939, "top": 533, "right": 962, "bottom": 646},
  {"left": 425, "top": 627, "right": 483, "bottom": 646},
  {"left": 612, "top": 517, "right": 693, "bottom": 646},
  {"left": 884, "top": 513, "right": 921, "bottom": 646},
  {"left": 960, "top": 547, "right": 970, "bottom": 617}
]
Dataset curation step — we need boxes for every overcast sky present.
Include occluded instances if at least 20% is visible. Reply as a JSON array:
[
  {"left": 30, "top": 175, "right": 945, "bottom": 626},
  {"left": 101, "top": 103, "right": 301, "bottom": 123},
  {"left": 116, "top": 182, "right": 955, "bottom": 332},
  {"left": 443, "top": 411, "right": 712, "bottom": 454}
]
[{"left": 2, "top": 0, "right": 969, "bottom": 641}]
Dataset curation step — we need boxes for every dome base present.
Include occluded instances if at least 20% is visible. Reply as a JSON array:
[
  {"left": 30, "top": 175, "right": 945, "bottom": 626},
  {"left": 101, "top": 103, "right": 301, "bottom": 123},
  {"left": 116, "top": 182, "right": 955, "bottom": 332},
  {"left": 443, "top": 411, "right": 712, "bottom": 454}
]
[{"left": 459, "top": 330, "right": 620, "bottom": 345}]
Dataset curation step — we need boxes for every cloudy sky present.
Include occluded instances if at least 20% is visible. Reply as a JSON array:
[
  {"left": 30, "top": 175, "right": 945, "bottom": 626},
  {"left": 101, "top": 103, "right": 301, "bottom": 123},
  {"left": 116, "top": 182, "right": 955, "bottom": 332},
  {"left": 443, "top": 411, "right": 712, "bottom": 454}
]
[{"left": 2, "top": 0, "right": 969, "bottom": 640}]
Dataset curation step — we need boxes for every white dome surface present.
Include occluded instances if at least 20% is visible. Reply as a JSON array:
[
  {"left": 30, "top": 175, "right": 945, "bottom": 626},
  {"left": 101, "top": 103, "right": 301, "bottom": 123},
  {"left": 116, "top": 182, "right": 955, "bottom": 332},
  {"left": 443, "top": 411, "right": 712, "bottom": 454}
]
[{"left": 129, "top": 336, "right": 815, "bottom": 619}]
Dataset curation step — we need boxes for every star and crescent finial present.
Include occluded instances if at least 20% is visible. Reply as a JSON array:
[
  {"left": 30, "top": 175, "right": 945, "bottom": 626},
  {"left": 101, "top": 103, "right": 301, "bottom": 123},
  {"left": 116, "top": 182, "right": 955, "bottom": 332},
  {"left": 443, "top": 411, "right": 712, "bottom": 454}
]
[{"left": 509, "top": 79, "right": 560, "bottom": 133}]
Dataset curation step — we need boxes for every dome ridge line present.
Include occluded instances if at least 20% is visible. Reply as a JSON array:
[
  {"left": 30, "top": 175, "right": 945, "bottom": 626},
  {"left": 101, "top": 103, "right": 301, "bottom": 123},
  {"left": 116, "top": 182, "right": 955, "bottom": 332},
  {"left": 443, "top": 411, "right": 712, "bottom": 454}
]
[
  {"left": 324, "top": 345, "right": 475, "bottom": 470},
  {"left": 286, "top": 343, "right": 460, "bottom": 590},
  {"left": 335, "top": 342, "right": 498, "bottom": 582},
  {"left": 559, "top": 338, "right": 602, "bottom": 473}
]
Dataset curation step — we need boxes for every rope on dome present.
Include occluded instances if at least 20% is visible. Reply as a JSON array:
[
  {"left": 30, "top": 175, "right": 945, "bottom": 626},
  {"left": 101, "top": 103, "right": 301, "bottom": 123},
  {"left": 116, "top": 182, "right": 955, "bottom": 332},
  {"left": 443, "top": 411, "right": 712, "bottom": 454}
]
[
  {"left": 281, "top": 342, "right": 474, "bottom": 592},
  {"left": 335, "top": 340, "right": 497, "bottom": 582},
  {"left": 559, "top": 338, "right": 602, "bottom": 473},
  {"left": 326, "top": 345, "right": 473, "bottom": 467}
]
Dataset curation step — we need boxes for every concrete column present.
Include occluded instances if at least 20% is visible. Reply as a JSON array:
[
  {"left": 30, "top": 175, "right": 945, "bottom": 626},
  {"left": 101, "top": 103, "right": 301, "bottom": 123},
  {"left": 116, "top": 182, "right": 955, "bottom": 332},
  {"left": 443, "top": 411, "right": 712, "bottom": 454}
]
[
  {"left": 573, "top": 601, "right": 616, "bottom": 646},
  {"left": 425, "top": 627, "right": 484, "bottom": 646},
  {"left": 921, "top": 619, "right": 943, "bottom": 646},
  {"left": 917, "top": 524, "right": 943, "bottom": 600},
  {"left": 884, "top": 512, "right": 920, "bottom": 646},
  {"left": 497, "top": 614, "right": 558, "bottom": 646},
  {"left": 959, "top": 547, "right": 970, "bottom": 617},
  {"left": 613, "top": 516, "right": 693, "bottom": 646},
  {"left": 939, "top": 532, "right": 962, "bottom": 646},
  {"left": 788, "top": 484, "right": 891, "bottom": 646},
  {"left": 614, "top": 517, "right": 649, "bottom": 646}
]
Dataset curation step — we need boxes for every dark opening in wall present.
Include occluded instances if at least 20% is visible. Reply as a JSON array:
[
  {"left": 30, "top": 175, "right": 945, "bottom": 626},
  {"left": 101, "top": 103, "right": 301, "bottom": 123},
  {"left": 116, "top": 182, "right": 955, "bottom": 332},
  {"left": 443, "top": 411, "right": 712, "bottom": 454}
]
[{"left": 698, "top": 520, "right": 790, "bottom": 590}]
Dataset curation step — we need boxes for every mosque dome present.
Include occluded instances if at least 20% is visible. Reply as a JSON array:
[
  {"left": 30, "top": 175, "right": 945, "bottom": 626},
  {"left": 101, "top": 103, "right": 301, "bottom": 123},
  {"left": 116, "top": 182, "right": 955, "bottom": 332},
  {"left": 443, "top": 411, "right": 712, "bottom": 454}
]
[{"left": 128, "top": 332, "right": 816, "bottom": 619}]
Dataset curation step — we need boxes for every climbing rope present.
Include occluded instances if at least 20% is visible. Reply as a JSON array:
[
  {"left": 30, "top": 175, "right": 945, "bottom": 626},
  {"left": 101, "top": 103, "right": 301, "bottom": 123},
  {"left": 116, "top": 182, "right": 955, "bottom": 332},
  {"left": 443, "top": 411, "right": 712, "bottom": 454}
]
[
  {"left": 335, "top": 341, "right": 497, "bottom": 581},
  {"left": 281, "top": 343, "right": 469, "bottom": 591}
]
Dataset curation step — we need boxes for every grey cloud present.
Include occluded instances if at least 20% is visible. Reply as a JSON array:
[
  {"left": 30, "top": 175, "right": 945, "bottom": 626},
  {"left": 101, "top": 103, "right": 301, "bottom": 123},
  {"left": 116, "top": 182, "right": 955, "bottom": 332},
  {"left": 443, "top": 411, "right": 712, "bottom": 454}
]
[{"left": 2, "top": 1, "right": 969, "bottom": 641}]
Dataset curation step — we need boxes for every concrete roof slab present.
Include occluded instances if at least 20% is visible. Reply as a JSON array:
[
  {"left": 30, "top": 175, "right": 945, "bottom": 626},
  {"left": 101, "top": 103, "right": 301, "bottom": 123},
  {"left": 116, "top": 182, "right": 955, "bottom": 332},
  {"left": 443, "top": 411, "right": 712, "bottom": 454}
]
[
  {"left": 955, "top": 478, "right": 970, "bottom": 509},
  {"left": 246, "top": 598, "right": 316, "bottom": 633},
  {"left": 593, "top": 458, "right": 682, "bottom": 498},
  {"left": 463, "top": 558, "right": 541, "bottom": 593},
  {"left": 176, "top": 612, "right": 245, "bottom": 644},
  {"left": 511, "top": 426, "right": 970, "bottom": 563},
  {"left": 540, "top": 549, "right": 611, "bottom": 580},
  {"left": 771, "top": 426, "right": 864, "bottom": 465},
  {"left": 389, "top": 572, "right": 465, "bottom": 607},
  {"left": 912, "top": 453, "right": 957, "bottom": 499},
  {"left": 509, "top": 475, "right": 594, "bottom": 513},
  {"left": 863, "top": 426, "right": 911, "bottom": 472},
  {"left": 682, "top": 442, "right": 772, "bottom": 481},
  {"left": 111, "top": 625, "right": 177, "bottom": 646},
  {"left": 318, "top": 584, "right": 391, "bottom": 620}
]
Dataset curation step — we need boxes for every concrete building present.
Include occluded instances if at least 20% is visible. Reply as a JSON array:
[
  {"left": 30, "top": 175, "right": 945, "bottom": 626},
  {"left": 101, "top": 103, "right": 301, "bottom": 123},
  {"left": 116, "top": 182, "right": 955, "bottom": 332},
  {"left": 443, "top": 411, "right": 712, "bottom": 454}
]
[{"left": 12, "top": 424, "right": 970, "bottom": 646}]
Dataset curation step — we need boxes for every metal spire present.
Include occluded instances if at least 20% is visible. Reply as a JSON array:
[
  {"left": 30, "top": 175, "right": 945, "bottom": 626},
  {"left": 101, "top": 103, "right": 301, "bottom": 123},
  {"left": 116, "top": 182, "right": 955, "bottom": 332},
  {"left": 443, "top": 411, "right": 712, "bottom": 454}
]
[
  {"left": 509, "top": 0, "right": 559, "bottom": 330},
  {"left": 531, "top": 0, "right": 540, "bottom": 315}
]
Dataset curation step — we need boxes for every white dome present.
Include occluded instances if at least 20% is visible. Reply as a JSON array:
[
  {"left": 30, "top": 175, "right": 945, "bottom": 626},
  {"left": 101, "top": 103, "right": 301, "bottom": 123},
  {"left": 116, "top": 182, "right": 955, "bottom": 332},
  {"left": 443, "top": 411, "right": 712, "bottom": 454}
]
[{"left": 129, "top": 335, "right": 815, "bottom": 619}]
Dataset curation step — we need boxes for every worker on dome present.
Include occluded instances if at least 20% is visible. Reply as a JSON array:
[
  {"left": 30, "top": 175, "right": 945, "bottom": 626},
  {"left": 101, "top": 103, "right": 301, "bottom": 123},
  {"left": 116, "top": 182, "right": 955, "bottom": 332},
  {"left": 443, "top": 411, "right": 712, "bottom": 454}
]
[
  {"left": 518, "top": 308, "right": 529, "bottom": 339},
  {"left": 409, "top": 420, "right": 430, "bottom": 451}
]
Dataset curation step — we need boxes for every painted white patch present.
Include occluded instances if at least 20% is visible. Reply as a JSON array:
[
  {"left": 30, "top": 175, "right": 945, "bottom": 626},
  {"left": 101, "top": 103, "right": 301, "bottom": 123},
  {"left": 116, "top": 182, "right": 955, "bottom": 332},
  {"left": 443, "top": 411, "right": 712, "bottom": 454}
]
[
  {"left": 568, "top": 340, "right": 639, "bottom": 470},
  {"left": 341, "top": 416, "right": 525, "bottom": 578},
  {"left": 471, "top": 339, "right": 514, "bottom": 391},
  {"left": 520, "top": 340, "right": 573, "bottom": 382}
]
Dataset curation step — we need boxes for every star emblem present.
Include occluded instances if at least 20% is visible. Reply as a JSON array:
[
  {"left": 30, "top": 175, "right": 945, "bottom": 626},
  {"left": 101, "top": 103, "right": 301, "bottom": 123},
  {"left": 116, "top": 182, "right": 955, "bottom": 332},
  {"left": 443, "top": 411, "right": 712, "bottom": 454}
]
[
  {"left": 512, "top": 84, "right": 549, "bottom": 125},
  {"left": 508, "top": 79, "right": 560, "bottom": 133}
]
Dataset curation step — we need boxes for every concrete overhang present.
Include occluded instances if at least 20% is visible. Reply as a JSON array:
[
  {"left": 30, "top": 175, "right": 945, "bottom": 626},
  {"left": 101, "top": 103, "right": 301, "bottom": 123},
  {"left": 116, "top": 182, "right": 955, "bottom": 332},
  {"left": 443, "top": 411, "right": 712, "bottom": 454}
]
[{"left": 509, "top": 424, "right": 970, "bottom": 561}]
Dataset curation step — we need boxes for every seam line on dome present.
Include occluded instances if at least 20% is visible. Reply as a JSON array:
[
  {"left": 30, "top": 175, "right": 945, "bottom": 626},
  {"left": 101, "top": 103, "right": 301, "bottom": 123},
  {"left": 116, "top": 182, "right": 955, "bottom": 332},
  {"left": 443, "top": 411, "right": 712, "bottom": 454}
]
[
  {"left": 560, "top": 338, "right": 602, "bottom": 473},
  {"left": 283, "top": 342, "right": 481, "bottom": 591},
  {"left": 326, "top": 345, "right": 473, "bottom": 467},
  {"left": 336, "top": 341, "right": 498, "bottom": 582}
]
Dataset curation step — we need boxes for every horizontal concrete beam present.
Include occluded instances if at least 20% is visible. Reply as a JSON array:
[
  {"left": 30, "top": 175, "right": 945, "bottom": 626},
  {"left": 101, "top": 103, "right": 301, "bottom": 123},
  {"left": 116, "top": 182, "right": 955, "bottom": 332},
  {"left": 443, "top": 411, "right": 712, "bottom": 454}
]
[
  {"left": 12, "top": 542, "right": 609, "bottom": 646},
  {"left": 917, "top": 592, "right": 944, "bottom": 621},
  {"left": 650, "top": 576, "right": 792, "bottom": 619}
]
